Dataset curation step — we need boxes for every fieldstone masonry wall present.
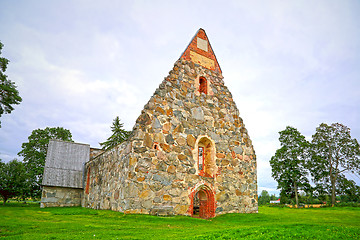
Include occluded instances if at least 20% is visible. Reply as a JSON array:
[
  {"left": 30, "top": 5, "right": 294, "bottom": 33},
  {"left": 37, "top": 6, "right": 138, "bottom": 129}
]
[
  {"left": 84, "top": 55, "right": 258, "bottom": 216},
  {"left": 40, "top": 186, "right": 83, "bottom": 208}
]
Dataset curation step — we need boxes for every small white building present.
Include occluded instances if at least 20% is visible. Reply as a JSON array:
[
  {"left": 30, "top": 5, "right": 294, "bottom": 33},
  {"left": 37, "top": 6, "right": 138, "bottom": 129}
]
[{"left": 270, "top": 199, "right": 281, "bottom": 204}]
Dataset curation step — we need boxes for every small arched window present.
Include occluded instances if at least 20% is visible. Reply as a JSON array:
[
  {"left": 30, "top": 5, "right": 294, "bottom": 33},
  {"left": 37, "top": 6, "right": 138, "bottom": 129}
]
[
  {"left": 196, "top": 137, "right": 216, "bottom": 178},
  {"left": 199, "top": 77, "right": 207, "bottom": 94}
]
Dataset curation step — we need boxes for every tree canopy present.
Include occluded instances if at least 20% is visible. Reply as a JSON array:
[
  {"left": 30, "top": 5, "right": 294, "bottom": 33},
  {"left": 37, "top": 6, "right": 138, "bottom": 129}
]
[
  {"left": 100, "top": 116, "right": 131, "bottom": 150},
  {"left": 270, "top": 126, "right": 310, "bottom": 206},
  {"left": 258, "top": 190, "right": 270, "bottom": 205},
  {"left": 270, "top": 123, "right": 360, "bottom": 206},
  {"left": 18, "top": 127, "right": 73, "bottom": 198},
  {"left": 336, "top": 175, "right": 360, "bottom": 203},
  {"left": 0, "top": 159, "right": 28, "bottom": 204},
  {"left": 0, "top": 41, "right": 22, "bottom": 127},
  {"left": 310, "top": 123, "right": 360, "bottom": 205}
]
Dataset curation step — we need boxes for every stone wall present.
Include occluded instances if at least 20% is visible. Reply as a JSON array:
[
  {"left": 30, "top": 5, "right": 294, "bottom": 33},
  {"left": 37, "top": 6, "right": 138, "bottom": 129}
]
[
  {"left": 83, "top": 141, "right": 132, "bottom": 211},
  {"left": 83, "top": 58, "right": 258, "bottom": 216},
  {"left": 40, "top": 186, "right": 83, "bottom": 208}
]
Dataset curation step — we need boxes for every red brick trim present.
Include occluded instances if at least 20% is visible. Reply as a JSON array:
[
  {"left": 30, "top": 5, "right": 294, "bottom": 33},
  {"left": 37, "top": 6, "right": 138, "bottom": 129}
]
[{"left": 188, "top": 183, "right": 216, "bottom": 219}]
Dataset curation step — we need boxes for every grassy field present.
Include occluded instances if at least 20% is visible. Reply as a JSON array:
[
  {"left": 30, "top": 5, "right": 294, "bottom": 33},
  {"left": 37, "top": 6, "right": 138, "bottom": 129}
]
[{"left": 1, "top": 203, "right": 360, "bottom": 239}]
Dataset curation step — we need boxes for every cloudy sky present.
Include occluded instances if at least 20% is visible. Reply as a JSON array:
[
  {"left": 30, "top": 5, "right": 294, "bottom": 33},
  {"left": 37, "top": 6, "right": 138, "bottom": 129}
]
[{"left": 1, "top": 0, "right": 360, "bottom": 194}]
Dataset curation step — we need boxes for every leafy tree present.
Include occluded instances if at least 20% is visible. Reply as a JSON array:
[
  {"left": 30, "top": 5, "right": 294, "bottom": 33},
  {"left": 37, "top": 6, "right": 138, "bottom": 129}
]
[
  {"left": 18, "top": 127, "right": 73, "bottom": 198},
  {"left": 310, "top": 123, "right": 360, "bottom": 205},
  {"left": 100, "top": 116, "right": 131, "bottom": 150},
  {"left": 270, "top": 194, "right": 278, "bottom": 201},
  {"left": 336, "top": 175, "right": 360, "bottom": 203},
  {"left": 0, "top": 41, "right": 22, "bottom": 127},
  {"left": 0, "top": 159, "right": 28, "bottom": 204},
  {"left": 270, "top": 126, "right": 310, "bottom": 207},
  {"left": 258, "top": 190, "right": 270, "bottom": 205}
]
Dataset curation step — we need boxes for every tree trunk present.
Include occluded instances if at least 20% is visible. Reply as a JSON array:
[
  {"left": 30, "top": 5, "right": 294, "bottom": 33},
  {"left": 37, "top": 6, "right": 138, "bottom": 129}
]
[
  {"left": 294, "top": 181, "right": 299, "bottom": 208},
  {"left": 331, "top": 175, "right": 336, "bottom": 206},
  {"left": 328, "top": 145, "right": 336, "bottom": 206},
  {"left": 2, "top": 196, "right": 8, "bottom": 205}
]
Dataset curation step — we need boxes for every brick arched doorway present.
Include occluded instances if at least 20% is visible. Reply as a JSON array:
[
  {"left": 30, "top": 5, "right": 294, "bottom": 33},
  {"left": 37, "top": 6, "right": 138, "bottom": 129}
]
[{"left": 189, "top": 185, "right": 215, "bottom": 219}]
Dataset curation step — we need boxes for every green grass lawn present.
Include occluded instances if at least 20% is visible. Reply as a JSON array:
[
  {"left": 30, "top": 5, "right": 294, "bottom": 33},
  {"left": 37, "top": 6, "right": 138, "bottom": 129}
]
[{"left": 1, "top": 203, "right": 360, "bottom": 239}]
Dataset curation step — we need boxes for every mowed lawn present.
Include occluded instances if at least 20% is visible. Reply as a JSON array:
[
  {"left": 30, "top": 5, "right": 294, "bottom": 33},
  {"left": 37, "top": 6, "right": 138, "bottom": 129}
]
[{"left": 1, "top": 203, "right": 360, "bottom": 239}]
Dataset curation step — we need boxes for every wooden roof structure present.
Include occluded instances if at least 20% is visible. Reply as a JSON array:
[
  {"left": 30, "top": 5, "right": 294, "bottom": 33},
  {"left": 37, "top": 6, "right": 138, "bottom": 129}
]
[{"left": 42, "top": 140, "right": 90, "bottom": 189}]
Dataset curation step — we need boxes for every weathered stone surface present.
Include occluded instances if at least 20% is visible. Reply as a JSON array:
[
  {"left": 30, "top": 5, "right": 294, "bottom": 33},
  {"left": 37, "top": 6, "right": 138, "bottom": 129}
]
[
  {"left": 140, "top": 190, "right": 154, "bottom": 200},
  {"left": 177, "top": 154, "right": 187, "bottom": 161},
  {"left": 233, "top": 146, "right": 243, "bottom": 154},
  {"left": 157, "top": 150, "right": 167, "bottom": 161},
  {"left": 208, "top": 132, "right": 221, "bottom": 142},
  {"left": 163, "top": 194, "right": 172, "bottom": 201},
  {"left": 167, "top": 165, "right": 176, "bottom": 174},
  {"left": 155, "top": 106, "right": 165, "bottom": 115},
  {"left": 160, "top": 143, "right": 171, "bottom": 152},
  {"left": 172, "top": 145, "right": 182, "bottom": 153},
  {"left": 154, "top": 133, "right": 165, "bottom": 143},
  {"left": 156, "top": 161, "right": 167, "bottom": 171},
  {"left": 149, "top": 183, "right": 163, "bottom": 192},
  {"left": 165, "top": 134, "right": 174, "bottom": 145},
  {"left": 150, "top": 206, "right": 174, "bottom": 216},
  {"left": 173, "top": 110, "right": 184, "bottom": 120},
  {"left": 163, "top": 122, "right": 171, "bottom": 132},
  {"left": 173, "top": 124, "right": 184, "bottom": 133},
  {"left": 137, "top": 177, "right": 145, "bottom": 182},
  {"left": 216, "top": 192, "right": 229, "bottom": 202},
  {"left": 216, "top": 142, "right": 229, "bottom": 152},
  {"left": 176, "top": 136, "right": 186, "bottom": 146},
  {"left": 152, "top": 174, "right": 171, "bottom": 186},
  {"left": 144, "top": 133, "right": 153, "bottom": 148},
  {"left": 166, "top": 108, "right": 173, "bottom": 116},
  {"left": 41, "top": 186, "right": 82, "bottom": 208},
  {"left": 174, "top": 204, "right": 188, "bottom": 215},
  {"left": 221, "top": 159, "right": 230, "bottom": 166},
  {"left": 152, "top": 117, "right": 161, "bottom": 129},
  {"left": 191, "top": 107, "right": 204, "bottom": 120},
  {"left": 137, "top": 113, "right": 151, "bottom": 125},
  {"left": 187, "top": 134, "right": 196, "bottom": 148},
  {"left": 134, "top": 147, "right": 147, "bottom": 153},
  {"left": 142, "top": 200, "right": 152, "bottom": 209}
]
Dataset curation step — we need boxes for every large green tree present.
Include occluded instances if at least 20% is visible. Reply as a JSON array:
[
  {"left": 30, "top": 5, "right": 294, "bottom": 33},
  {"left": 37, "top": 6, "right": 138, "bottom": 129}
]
[
  {"left": 18, "top": 127, "right": 73, "bottom": 198},
  {"left": 336, "top": 175, "right": 360, "bottom": 203},
  {"left": 100, "top": 116, "right": 131, "bottom": 150},
  {"left": 310, "top": 123, "right": 360, "bottom": 205},
  {"left": 0, "top": 159, "right": 29, "bottom": 204},
  {"left": 0, "top": 41, "right": 22, "bottom": 127},
  {"left": 270, "top": 126, "right": 310, "bottom": 207},
  {"left": 258, "top": 190, "right": 270, "bottom": 205}
]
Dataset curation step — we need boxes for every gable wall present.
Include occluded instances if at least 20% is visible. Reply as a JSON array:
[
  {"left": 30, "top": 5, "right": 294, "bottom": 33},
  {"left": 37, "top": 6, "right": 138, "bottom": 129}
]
[{"left": 83, "top": 59, "right": 257, "bottom": 215}]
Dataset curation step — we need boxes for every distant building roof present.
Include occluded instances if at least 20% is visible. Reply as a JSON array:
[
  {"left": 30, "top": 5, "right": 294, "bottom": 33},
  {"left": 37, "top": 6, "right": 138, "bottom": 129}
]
[{"left": 42, "top": 140, "right": 90, "bottom": 188}]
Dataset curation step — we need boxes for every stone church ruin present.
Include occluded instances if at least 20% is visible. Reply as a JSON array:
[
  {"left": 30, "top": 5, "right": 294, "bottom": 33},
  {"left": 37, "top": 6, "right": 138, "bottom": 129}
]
[{"left": 41, "top": 29, "right": 258, "bottom": 218}]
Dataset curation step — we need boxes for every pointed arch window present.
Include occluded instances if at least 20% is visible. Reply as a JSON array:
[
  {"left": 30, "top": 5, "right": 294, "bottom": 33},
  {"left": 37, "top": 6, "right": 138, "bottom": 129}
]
[
  {"left": 196, "top": 137, "right": 216, "bottom": 178},
  {"left": 199, "top": 77, "right": 207, "bottom": 94}
]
